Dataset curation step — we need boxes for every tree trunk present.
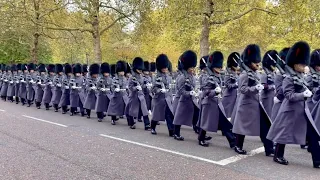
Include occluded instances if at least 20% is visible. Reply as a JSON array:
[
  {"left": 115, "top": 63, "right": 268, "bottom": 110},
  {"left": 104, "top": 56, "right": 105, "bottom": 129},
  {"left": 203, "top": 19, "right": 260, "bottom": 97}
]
[
  {"left": 200, "top": 16, "right": 210, "bottom": 57},
  {"left": 31, "top": 32, "right": 39, "bottom": 63},
  {"left": 92, "top": 0, "right": 102, "bottom": 63}
]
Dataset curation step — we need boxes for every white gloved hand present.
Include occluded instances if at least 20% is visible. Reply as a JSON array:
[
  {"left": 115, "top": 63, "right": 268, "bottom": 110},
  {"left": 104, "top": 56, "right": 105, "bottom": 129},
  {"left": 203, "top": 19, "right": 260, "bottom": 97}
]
[
  {"left": 30, "top": 80, "right": 34, "bottom": 84},
  {"left": 10, "top": 81, "right": 13, "bottom": 84},
  {"left": 136, "top": 86, "right": 142, "bottom": 91},
  {"left": 115, "top": 88, "right": 120, "bottom": 92},
  {"left": 160, "top": 88, "right": 167, "bottom": 93},
  {"left": 48, "top": 82, "right": 53, "bottom": 85},
  {"left": 274, "top": 97, "right": 280, "bottom": 104},
  {"left": 65, "top": 86, "right": 69, "bottom": 89},
  {"left": 190, "top": 90, "right": 196, "bottom": 96},
  {"left": 303, "top": 89, "right": 313, "bottom": 98},
  {"left": 57, "top": 84, "right": 62, "bottom": 87},
  {"left": 71, "top": 86, "right": 76, "bottom": 89},
  {"left": 91, "top": 86, "right": 97, "bottom": 90},
  {"left": 16, "top": 81, "right": 19, "bottom": 83},
  {"left": 235, "top": 82, "right": 238, "bottom": 86},
  {"left": 269, "top": 85, "right": 276, "bottom": 89},
  {"left": 37, "top": 82, "right": 41, "bottom": 85},
  {"left": 214, "top": 87, "right": 222, "bottom": 94},
  {"left": 146, "top": 83, "right": 152, "bottom": 88},
  {"left": 255, "top": 84, "right": 264, "bottom": 91}
]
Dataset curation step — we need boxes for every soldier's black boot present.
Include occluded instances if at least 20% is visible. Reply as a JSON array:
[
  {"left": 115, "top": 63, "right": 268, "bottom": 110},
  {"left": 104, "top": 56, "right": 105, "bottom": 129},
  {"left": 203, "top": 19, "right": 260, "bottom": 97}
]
[
  {"left": 223, "top": 131, "right": 236, "bottom": 148},
  {"left": 15, "top": 97, "right": 19, "bottom": 104},
  {"left": 27, "top": 100, "right": 32, "bottom": 107},
  {"left": 70, "top": 107, "right": 76, "bottom": 116},
  {"left": 111, "top": 116, "right": 117, "bottom": 125},
  {"left": 21, "top": 98, "right": 25, "bottom": 105},
  {"left": 45, "top": 103, "right": 50, "bottom": 110},
  {"left": 62, "top": 106, "right": 68, "bottom": 114},
  {"left": 198, "top": 129, "right": 209, "bottom": 147},
  {"left": 53, "top": 104, "right": 58, "bottom": 112},
  {"left": 273, "top": 143, "right": 288, "bottom": 165},
  {"left": 36, "top": 102, "right": 41, "bottom": 109},
  {"left": 97, "top": 112, "right": 103, "bottom": 122},
  {"left": 173, "top": 125, "right": 184, "bottom": 141},
  {"left": 168, "top": 130, "right": 174, "bottom": 137},
  {"left": 151, "top": 121, "right": 157, "bottom": 135}
]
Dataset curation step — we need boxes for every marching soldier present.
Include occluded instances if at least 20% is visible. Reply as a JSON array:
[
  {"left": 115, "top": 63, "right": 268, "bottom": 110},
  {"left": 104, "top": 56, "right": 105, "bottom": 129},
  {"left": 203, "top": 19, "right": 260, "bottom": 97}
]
[
  {"left": 197, "top": 51, "right": 235, "bottom": 147},
  {"left": 222, "top": 52, "right": 240, "bottom": 118},
  {"left": 0, "top": 65, "right": 8, "bottom": 101},
  {"left": 306, "top": 49, "right": 320, "bottom": 111},
  {"left": 42, "top": 64, "right": 55, "bottom": 110},
  {"left": 232, "top": 44, "right": 274, "bottom": 156},
  {"left": 70, "top": 63, "right": 85, "bottom": 116},
  {"left": 96, "top": 63, "right": 112, "bottom": 122},
  {"left": 59, "top": 63, "right": 72, "bottom": 114},
  {"left": 83, "top": 63, "right": 99, "bottom": 118},
  {"left": 107, "top": 60, "right": 128, "bottom": 125},
  {"left": 19, "top": 64, "right": 28, "bottom": 105},
  {"left": 271, "top": 48, "right": 290, "bottom": 121},
  {"left": 7, "top": 64, "right": 17, "bottom": 102},
  {"left": 173, "top": 50, "right": 199, "bottom": 140},
  {"left": 35, "top": 64, "right": 46, "bottom": 109},
  {"left": 143, "top": 61, "right": 152, "bottom": 113},
  {"left": 125, "top": 57, "right": 151, "bottom": 130},
  {"left": 150, "top": 62, "right": 156, "bottom": 83},
  {"left": 15, "top": 64, "right": 22, "bottom": 104},
  {"left": 267, "top": 41, "right": 320, "bottom": 168},
  {"left": 26, "top": 63, "right": 36, "bottom": 107},
  {"left": 52, "top": 64, "right": 64, "bottom": 112},
  {"left": 261, "top": 50, "right": 278, "bottom": 118},
  {"left": 150, "top": 54, "right": 174, "bottom": 136}
]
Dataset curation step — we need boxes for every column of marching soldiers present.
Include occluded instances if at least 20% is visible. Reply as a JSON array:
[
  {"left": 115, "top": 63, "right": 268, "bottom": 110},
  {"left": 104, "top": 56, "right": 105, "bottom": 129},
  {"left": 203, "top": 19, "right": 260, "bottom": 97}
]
[{"left": 0, "top": 41, "right": 320, "bottom": 169}]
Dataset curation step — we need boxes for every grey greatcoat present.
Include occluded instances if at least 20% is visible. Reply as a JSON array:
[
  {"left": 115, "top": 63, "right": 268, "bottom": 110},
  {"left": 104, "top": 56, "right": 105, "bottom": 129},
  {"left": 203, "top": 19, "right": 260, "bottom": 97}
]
[
  {"left": 59, "top": 75, "right": 70, "bottom": 107},
  {"left": 173, "top": 72, "right": 199, "bottom": 127},
  {"left": 267, "top": 75, "right": 320, "bottom": 144},
  {"left": 19, "top": 73, "right": 27, "bottom": 99},
  {"left": 271, "top": 74, "right": 285, "bottom": 121},
  {"left": 83, "top": 77, "right": 97, "bottom": 110},
  {"left": 125, "top": 72, "right": 149, "bottom": 118},
  {"left": 197, "top": 74, "right": 233, "bottom": 132},
  {"left": 311, "top": 88, "right": 320, "bottom": 134},
  {"left": 95, "top": 76, "right": 112, "bottom": 112},
  {"left": 260, "top": 73, "right": 276, "bottom": 118},
  {"left": 222, "top": 70, "right": 238, "bottom": 118},
  {"left": 232, "top": 71, "right": 272, "bottom": 136},
  {"left": 107, "top": 75, "right": 128, "bottom": 116},
  {"left": 42, "top": 74, "right": 54, "bottom": 104},
  {"left": 51, "top": 75, "right": 63, "bottom": 105},
  {"left": 35, "top": 74, "right": 45, "bottom": 103},
  {"left": 0, "top": 73, "right": 8, "bottom": 97},
  {"left": 305, "top": 74, "right": 320, "bottom": 112},
  {"left": 70, "top": 76, "right": 85, "bottom": 108},
  {"left": 27, "top": 73, "right": 36, "bottom": 101},
  {"left": 7, "top": 73, "right": 15, "bottom": 97},
  {"left": 151, "top": 73, "right": 174, "bottom": 121}
]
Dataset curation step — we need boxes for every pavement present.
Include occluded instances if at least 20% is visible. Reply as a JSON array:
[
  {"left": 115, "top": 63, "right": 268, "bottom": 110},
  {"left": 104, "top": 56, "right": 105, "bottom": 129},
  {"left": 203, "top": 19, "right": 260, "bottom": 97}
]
[{"left": 0, "top": 100, "right": 319, "bottom": 180}]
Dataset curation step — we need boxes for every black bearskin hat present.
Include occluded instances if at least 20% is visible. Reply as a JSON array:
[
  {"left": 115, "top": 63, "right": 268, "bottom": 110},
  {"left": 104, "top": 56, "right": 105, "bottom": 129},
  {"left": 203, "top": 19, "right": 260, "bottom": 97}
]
[
  {"left": 310, "top": 49, "right": 320, "bottom": 69},
  {"left": 286, "top": 41, "right": 310, "bottom": 68},
  {"left": 82, "top": 64, "right": 88, "bottom": 73},
  {"left": 156, "top": 54, "right": 170, "bottom": 72},
  {"left": 262, "top": 50, "right": 278, "bottom": 71},
  {"left": 21, "top": 64, "right": 28, "bottom": 71},
  {"left": 126, "top": 63, "right": 132, "bottom": 74},
  {"left": 133, "top": 57, "right": 145, "bottom": 71},
  {"left": 199, "top": 55, "right": 209, "bottom": 70},
  {"left": 27, "top": 63, "right": 36, "bottom": 71},
  {"left": 168, "top": 61, "right": 172, "bottom": 72},
  {"left": 150, "top": 62, "right": 156, "bottom": 72},
  {"left": 100, "top": 63, "right": 110, "bottom": 74},
  {"left": 111, "top": 64, "right": 116, "bottom": 76},
  {"left": 6, "top": 65, "right": 11, "bottom": 72},
  {"left": 1, "top": 64, "right": 6, "bottom": 71},
  {"left": 47, "top": 64, "right": 55, "bottom": 73},
  {"left": 243, "top": 44, "right": 261, "bottom": 66},
  {"left": 11, "top": 64, "right": 17, "bottom": 72},
  {"left": 227, "top": 52, "right": 240, "bottom": 68},
  {"left": 89, "top": 63, "right": 100, "bottom": 75},
  {"left": 64, "top": 63, "right": 72, "bottom": 74},
  {"left": 116, "top": 60, "right": 127, "bottom": 73},
  {"left": 38, "top": 64, "right": 46, "bottom": 73},
  {"left": 55, "top": 64, "right": 63, "bottom": 73},
  {"left": 208, "top": 51, "right": 224, "bottom": 69},
  {"left": 278, "top": 47, "right": 290, "bottom": 69},
  {"left": 144, "top": 61, "right": 150, "bottom": 72},
  {"left": 179, "top": 50, "right": 197, "bottom": 70},
  {"left": 72, "top": 63, "right": 82, "bottom": 74},
  {"left": 17, "top": 63, "right": 22, "bottom": 71}
]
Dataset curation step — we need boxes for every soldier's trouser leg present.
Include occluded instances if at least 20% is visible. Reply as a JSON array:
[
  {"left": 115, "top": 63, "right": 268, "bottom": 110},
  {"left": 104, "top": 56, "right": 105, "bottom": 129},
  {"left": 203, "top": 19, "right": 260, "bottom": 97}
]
[
  {"left": 97, "top": 112, "right": 104, "bottom": 119},
  {"left": 198, "top": 129, "right": 207, "bottom": 141},
  {"left": 307, "top": 120, "right": 320, "bottom": 167},
  {"left": 27, "top": 100, "right": 32, "bottom": 106},
  {"left": 274, "top": 143, "right": 285, "bottom": 158},
  {"left": 174, "top": 125, "right": 181, "bottom": 136},
  {"left": 15, "top": 96, "right": 19, "bottom": 103},
  {"left": 86, "top": 109, "right": 91, "bottom": 118},
  {"left": 79, "top": 100, "right": 85, "bottom": 116},
  {"left": 235, "top": 134, "right": 245, "bottom": 149},
  {"left": 111, "top": 116, "right": 117, "bottom": 121},
  {"left": 45, "top": 103, "right": 50, "bottom": 110},
  {"left": 260, "top": 116, "right": 274, "bottom": 154},
  {"left": 53, "top": 104, "right": 59, "bottom": 111},
  {"left": 192, "top": 105, "right": 200, "bottom": 134},
  {"left": 62, "top": 106, "right": 68, "bottom": 113},
  {"left": 165, "top": 106, "right": 174, "bottom": 134},
  {"left": 21, "top": 98, "right": 25, "bottom": 105},
  {"left": 151, "top": 120, "right": 158, "bottom": 130},
  {"left": 127, "top": 116, "right": 135, "bottom": 126}
]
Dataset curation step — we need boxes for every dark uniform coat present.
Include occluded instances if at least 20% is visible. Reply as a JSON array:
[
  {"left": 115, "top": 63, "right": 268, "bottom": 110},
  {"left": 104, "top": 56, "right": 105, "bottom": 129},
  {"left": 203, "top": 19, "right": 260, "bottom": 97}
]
[
  {"left": 107, "top": 75, "right": 128, "bottom": 116},
  {"left": 222, "top": 71, "right": 238, "bottom": 118},
  {"left": 95, "top": 76, "right": 112, "bottom": 112}
]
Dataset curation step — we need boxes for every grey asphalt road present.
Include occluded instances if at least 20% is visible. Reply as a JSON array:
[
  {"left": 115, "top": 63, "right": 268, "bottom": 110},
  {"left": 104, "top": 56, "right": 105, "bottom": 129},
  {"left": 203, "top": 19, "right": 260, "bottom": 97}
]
[{"left": 0, "top": 101, "right": 319, "bottom": 180}]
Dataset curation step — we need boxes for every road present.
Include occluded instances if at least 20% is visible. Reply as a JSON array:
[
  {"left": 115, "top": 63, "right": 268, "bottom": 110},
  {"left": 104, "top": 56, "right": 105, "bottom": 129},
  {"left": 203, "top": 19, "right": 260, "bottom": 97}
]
[{"left": 0, "top": 101, "right": 319, "bottom": 180}]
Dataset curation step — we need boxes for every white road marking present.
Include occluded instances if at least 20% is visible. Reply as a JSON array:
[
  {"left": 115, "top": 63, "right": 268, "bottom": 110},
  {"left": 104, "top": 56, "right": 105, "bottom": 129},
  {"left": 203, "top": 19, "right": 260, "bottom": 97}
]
[
  {"left": 0, "top": 109, "right": 5, "bottom": 112},
  {"left": 22, "top": 115, "right": 68, "bottom": 128},
  {"left": 100, "top": 134, "right": 264, "bottom": 166},
  {"left": 216, "top": 147, "right": 265, "bottom": 165}
]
